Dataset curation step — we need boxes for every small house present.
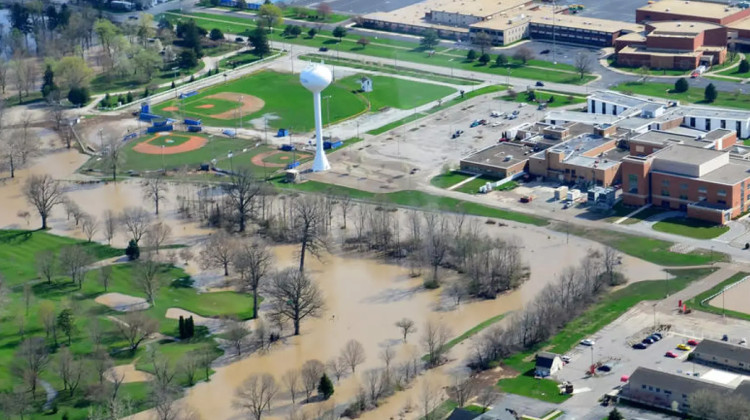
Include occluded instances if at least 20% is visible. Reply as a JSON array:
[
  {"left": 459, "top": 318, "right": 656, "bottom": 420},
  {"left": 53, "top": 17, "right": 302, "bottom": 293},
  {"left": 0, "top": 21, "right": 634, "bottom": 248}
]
[{"left": 535, "top": 351, "right": 563, "bottom": 377}]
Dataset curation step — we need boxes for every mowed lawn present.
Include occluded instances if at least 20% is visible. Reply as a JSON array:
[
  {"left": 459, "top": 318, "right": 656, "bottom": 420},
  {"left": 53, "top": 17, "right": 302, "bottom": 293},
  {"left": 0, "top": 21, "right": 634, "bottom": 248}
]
[
  {"left": 153, "top": 70, "right": 368, "bottom": 131},
  {"left": 182, "top": 97, "right": 241, "bottom": 115},
  {"left": 613, "top": 81, "right": 750, "bottom": 110},
  {"left": 653, "top": 216, "right": 730, "bottom": 239},
  {"left": 340, "top": 74, "right": 456, "bottom": 110},
  {"left": 80, "top": 132, "right": 258, "bottom": 175}
]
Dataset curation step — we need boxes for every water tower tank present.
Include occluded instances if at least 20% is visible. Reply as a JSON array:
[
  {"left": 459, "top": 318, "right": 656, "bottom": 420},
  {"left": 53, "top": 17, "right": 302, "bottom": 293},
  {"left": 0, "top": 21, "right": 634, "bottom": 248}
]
[{"left": 300, "top": 64, "right": 332, "bottom": 93}]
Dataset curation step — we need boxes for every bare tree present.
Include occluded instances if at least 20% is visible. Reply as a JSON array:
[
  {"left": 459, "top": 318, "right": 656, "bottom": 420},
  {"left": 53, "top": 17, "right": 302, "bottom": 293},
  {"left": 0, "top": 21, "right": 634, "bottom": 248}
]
[
  {"left": 363, "top": 368, "right": 386, "bottom": 405},
  {"left": 477, "top": 387, "right": 496, "bottom": 412},
  {"left": 340, "top": 339, "right": 366, "bottom": 373},
  {"left": 224, "top": 169, "right": 261, "bottom": 232},
  {"left": 92, "top": 348, "right": 114, "bottom": 384},
  {"left": 513, "top": 46, "right": 534, "bottom": 65},
  {"left": 39, "top": 300, "right": 58, "bottom": 346},
  {"left": 199, "top": 230, "right": 237, "bottom": 276},
  {"left": 234, "top": 373, "right": 279, "bottom": 420},
  {"left": 301, "top": 359, "right": 325, "bottom": 401},
  {"left": 134, "top": 257, "right": 161, "bottom": 305},
  {"left": 81, "top": 214, "right": 99, "bottom": 242},
  {"left": 224, "top": 318, "right": 250, "bottom": 356},
  {"left": 115, "top": 311, "right": 158, "bottom": 354},
  {"left": 12, "top": 337, "right": 49, "bottom": 399},
  {"left": 422, "top": 320, "right": 451, "bottom": 367},
  {"left": 689, "top": 389, "right": 718, "bottom": 420},
  {"left": 120, "top": 207, "right": 153, "bottom": 245},
  {"left": 423, "top": 213, "right": 450, "bottom": 287},
  {"left": 266, "top": 268, "right": 325, "bottom": 335},
  {"left": 56, "top": 346, "right": 84, "bottom": 396},
  {"left": 420, "top": 381, "right": 441, "bottom": 420},
  {"left": 197, "top": 344, "right": 215, "bottom": 381},
  {"left": 233, "top": 239, "right": 273, "bottom": 319},
  {"left": 294, "top": 195, "right": 327, "bottom": 271},
  {"left": 23, "top": 282, "right": 33, "bottom": 315},
  {"left": 179, "top": 247, "right": 194, "bottom": 266},
  {"left": 0, "top": 58, "right": 8, "bottom": 94},
  {"left": 143, "top": 221, "right": 172, "bottom": 254},
  {"left": 23, "top": 174, "right": 64, "bottom": 229},
  {"left": 396, "top": 317, "right": 417, "bottom": 342},
  {"left": 339, "top": 196, "right": 353, "bottom": 229},
  {"left": 180, "top": 353, "right": 200, "bottom": 386},
  {"left": 380, "top": 345, "right": 396, "bottom": 376},
  {"left": 447, "top": 280, "right": 467, "bottom": 306},
  {"left": 602, "top": 246, "right": 621, "bottom": 285},
  {"left": 36, "top": 250, "right": 56, "bottom": 284},
  {"left": 99, "top": 265, "right": 113, "bottom": 292},
  {"left": 142, "top": 175, "right": 169, "bottom": 215},
  {"left": 102, "top": 210, "right": 118, "bottom": 245},
  {"left": 281, "top": 368, "right": 301, "bottom": 404},
  {"left": 102, "top": 136, "right": 125, "bottom": 181},
  {"left": 574, "top": 53, "right": 593, "bottom": 80},
  {"left": 451, "top": 373, "right": 475, "bottom": 407},
  {"left": 326, "top": 357, "right": 346, "bottom": 382},
  {"left": 59, "top": 245, "right": 93, "bottom": 289}
]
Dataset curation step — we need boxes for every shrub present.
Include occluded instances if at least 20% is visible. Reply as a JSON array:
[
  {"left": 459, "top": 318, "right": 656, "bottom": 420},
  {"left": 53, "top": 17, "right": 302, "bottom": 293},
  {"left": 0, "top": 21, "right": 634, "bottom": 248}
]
[
  {"left": 466, "top": 49, "right": 477, "bottom": 61},
  {"left": 674, "top": 77, "right": 689, "bottom": 93},
  {"left": 739, "top": 59, "right": 749, "bottom": 74},
  {"left": 209, "top": 28, "right": 224, "bottom": 41},
  {"left": 125, "top": 240, "right": 140, "bottom": 261},
  {"left": 704, "top": 83, "right": 717, "bottom": 103},
  {"left": 318, "top": 373, "right": 334, "bottom": 399},
  {"left": 67, "top": 87, "right": 90, "bottom": 106}
]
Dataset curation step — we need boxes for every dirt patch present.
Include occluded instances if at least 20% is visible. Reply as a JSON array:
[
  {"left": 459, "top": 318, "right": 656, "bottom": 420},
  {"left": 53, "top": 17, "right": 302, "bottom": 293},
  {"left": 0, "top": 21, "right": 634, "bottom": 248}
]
[
  {"left": 132, "top": 135, "right": 207, "bottom": 155},
  {"left": 162, "top": 106, "right": 178, "bottom": 112},
  {"left": 105, "top": 363, "right": 154, "bottom": 383},
  {"left": 196, "top": 104, "right": 215, "bottom": 109},
  {"left": 250, "top": 151, "right": 287, "bottom": 168},
  {"left": 95, "top": 292, "right": 150, "bottom": 312},
  {"left": 206, "top": 92, "right": 264, "bottom": 119}
]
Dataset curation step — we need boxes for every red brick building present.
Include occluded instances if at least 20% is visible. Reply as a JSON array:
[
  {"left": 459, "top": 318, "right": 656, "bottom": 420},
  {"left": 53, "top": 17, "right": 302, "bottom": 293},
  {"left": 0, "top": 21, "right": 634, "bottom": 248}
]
[{"left": 636, "top": 0, "right": 750, "bottom": 25}]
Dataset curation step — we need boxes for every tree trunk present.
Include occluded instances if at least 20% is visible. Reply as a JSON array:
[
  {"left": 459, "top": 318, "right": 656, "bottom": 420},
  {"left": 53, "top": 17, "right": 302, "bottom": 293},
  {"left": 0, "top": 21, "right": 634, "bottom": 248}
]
[
  {"left": 41, "top": 214, "right": 48, "bottom": 230},
  {"left": 223, "top": 262, "right": 229, "bottom": 276},
  {"left": 299, "top": 240, "right": 306, "bottom": 272},
  {"left": 294, "top": 318, "right": 300, "bottom": 335},
  {"left": 252, "top": 289, "right": 259, "bottom": 319}
]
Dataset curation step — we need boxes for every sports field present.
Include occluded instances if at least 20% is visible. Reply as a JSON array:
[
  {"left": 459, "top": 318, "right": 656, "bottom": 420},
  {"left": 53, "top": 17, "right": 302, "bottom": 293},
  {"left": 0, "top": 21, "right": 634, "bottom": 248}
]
[
  {"left": 152, "top": 70, "right": 457, "bottom": 131},
  {"left": 708, "top": 277, "right": 750, "bottom": 314},
  {"left": 80, "top": 132, "right": 307, "bottom": 177}
]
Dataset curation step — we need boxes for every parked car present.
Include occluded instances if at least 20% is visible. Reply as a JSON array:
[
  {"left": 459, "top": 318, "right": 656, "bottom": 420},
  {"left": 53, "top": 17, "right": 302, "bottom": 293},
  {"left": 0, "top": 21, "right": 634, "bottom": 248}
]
[
  {"left": 235, "top": 37, "right": 245, "bottom": 42},
  {"left": 490, "top": 111, "right": 503, "bottom": 117},
  {"left": 536, "top": 81, "right": 545, "bottom": 87},
  {"left": 597, "top": 364, "right": 612, "bottom": 372},
  {"left": 580, "top": 339, "right": 595, "bottom": 346},
  {"left": 540, "top": 49, "right": 551, "bottom": 54},
  {"left": 478, "top": 119, "right": 488, "bottom": 125},
  {"left": 319, "top": 47, "right": 329, "bottom": 52},
  {"left": 654, "top": 332, "right": 664, "bottom": 339},
  {"left": 687, "top": 339, "right": 699, "bottom": 346},
  {"left": 470, "top": 120, "right": 481, "bottom": 128},
  {"left": 490, "top": 122, "right": 502, "bottom": 127},
  {"left": 642, "top": 337, "right": 655, "bottom": 344},
  {"left": 677, "top": 344, "right": 691, "bottom": 351},
  {"left": 561, "top": 355, "right": 571, "bottom": 363},
  {"left": 740, "top": 338, "right": 747, "bottom": 345},
  {"left": 633, "top": 343, "right": 648, "bottom": 349},
  {"left": 649, "top": 334, "right": 661, "bottom": 342},
  {"left": 128, "top": 15, "right": 138, "bottom": 20},
  {"left": 520, "top": 195, "right": 534, "bottom": 203},
  {"left": 665, "top": 351, "right": 678, "bottom": 358},
  {"left": 722, "top": 334, "right": 729, "bottom": 341}
]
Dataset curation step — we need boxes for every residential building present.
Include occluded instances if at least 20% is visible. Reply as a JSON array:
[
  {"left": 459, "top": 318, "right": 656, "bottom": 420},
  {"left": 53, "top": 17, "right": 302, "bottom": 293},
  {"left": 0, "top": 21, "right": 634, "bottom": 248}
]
[
  {"left": 535, "top": 352, "right": 563, "bottom": 377},
  {"left": 692, "top": 339, "right": 750, "bottom": 373}
]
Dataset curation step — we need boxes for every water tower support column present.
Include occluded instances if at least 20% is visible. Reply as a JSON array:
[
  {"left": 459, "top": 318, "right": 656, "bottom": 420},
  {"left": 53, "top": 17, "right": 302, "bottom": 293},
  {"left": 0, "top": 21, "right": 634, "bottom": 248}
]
[{"left": 312, "top": 90, "right": 330, "bottom": 172}]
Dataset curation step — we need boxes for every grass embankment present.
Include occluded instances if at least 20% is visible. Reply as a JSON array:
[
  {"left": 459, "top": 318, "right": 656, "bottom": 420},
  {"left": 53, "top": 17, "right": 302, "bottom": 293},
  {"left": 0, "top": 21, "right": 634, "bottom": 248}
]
[
  {"left": 430, "top": 171, "right": 515, "bottom": 194},
  {"left": 501, "top": 90, "right": 587, "bottom": 108},
  {"left": 275, "top": 179, "right": 548, "bottom": 226},
  {"left": 298, "top": 54, "right": 482, "bottom": 85},
  {"left": 558, "top": 224, "right": 727, "bottom": 266},
  {"left": 0, "top": 230, "right": 254, "bottom": 419},
  {"left": 653, "top": 216, "right": 730, "bottom": 239},
  {"left": 367, "top": 85, "right": 506, "bottom": 135},
  {"left": 686, "top": 272, "right": 750, "bottom": 320},
  {"left": 604, "top": 202, "right": 665, "bottom": 225},
  {"left": 163, "top": 12, "right": 595, "bottom": 85},
  {"left": 498, "top": 267, "right": 716, "bottom": 402},
  {"left": 421, "top": 314, "right": 506, "bottom": 362},
  {"left": 613, "top": 81, "right": 750, "bottom": 110}
]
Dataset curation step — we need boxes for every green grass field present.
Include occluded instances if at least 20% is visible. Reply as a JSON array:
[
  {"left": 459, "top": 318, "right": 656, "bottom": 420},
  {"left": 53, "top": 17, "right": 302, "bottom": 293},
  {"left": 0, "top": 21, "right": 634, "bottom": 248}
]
[
  {"left": 0, "top": 229, "right": 257, "bottom": 418},
  {"left": 501, "top": 90, "right": 587, "bottom": 108},
  {"left": 653, "top": 216, "right": 730, "bottom": 239},
  {"left": 613, "top": 81, "right": 750, "bottom": 110},
  {"left": 183, "top": 97, "right": 241, "bottom": 115},
  {"left": 162, "top": 12, "right": 596, "bottom": 85},
  {"left": 147, "top": 133, "right": 195, "bottom": 147},
  {"left": 604, "top": 202, "right": 666, "bottom": 225},
  {"left": 558, "top": 224, "right": 726, "bottom": 266},
  {"left": 340, "top": 74, "right": 456, "bottom": 110},
  {"left": 497, "top": 372, "right": 570, "bottom": 403},
  {"left": 430, "top": 171, "right": 476, "bottom": 189},
  {"left": 687, "top": 272, "right": 750, "bottom": 320}
]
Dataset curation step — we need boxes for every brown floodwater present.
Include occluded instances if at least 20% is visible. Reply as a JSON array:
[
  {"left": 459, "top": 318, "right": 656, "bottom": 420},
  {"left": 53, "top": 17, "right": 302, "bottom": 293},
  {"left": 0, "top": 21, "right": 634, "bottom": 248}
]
[{"left": 2, "top": 149, "right": 668, "bottom": 420}]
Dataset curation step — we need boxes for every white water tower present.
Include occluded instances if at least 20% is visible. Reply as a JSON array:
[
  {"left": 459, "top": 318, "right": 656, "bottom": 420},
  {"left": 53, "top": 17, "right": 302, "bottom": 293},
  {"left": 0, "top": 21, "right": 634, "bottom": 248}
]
[{"left": 300, "top": 64, "right": 333, "bottom": 172}]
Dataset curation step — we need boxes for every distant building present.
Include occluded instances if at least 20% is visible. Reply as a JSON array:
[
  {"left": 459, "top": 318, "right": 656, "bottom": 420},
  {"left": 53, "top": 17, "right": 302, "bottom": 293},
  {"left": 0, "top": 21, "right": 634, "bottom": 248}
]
[
  {"left": 459, "top": 142, "right": 532, "bottom": 179},
  {"left": 692, "top": 339, "right": 750, "bottom": 373},
  {"left": 620, "top": 367, "right": 730, "bottom": 414},
  {"left": 535, "top": 352, "right": 563, "bottom": 377}
]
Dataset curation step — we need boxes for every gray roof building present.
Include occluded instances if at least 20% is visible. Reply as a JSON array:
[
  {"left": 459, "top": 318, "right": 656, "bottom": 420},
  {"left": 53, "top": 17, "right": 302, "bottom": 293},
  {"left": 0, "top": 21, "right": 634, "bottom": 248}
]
[{"left": 693, "top": 339, "right": 750, "bottom": 372}]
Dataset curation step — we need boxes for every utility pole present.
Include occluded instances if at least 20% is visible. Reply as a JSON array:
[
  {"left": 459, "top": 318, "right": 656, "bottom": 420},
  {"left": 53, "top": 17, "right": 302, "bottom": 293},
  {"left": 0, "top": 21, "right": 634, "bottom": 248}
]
[{"left": 552, "top": 0, "right": 557, "bottom": 65}]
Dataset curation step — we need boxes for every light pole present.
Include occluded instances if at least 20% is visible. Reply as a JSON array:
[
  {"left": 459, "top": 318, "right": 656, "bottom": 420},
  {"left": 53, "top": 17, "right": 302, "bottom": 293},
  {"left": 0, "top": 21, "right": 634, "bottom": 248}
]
[
  {"left": 590, "top": 345, "right": 594, "bottom": 369},
  {"left": 723, "top": 286, "right": 726, "bottom": 317},
  {"left": 98, "top": 128, "right": 104, "bottom": 151},
  {"left": 161, "top": 145, "right": 165, "bottom": 173}
]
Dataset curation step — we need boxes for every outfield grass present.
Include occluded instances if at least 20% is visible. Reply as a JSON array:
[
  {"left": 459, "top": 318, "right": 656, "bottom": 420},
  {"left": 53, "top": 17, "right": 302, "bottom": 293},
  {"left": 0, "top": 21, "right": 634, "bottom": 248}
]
[
  {"left": 183, "top": 97, "right": 240, "bottom": 115},
  {"left": 502, "top": 267, "right": 716, "bottom": 375},
  {"left": 367, "top": 85, "right": 507, "bottom": 135},
  {"left": 274, "top": 179, "right": 549, "bottom": 226},
  {"left": 686, "top": 272, "right": 750, "bottom": 320},
  {"left": 558, "top": 224, "right": 726, "bottom": 266},
  {"left": 340, "top": 74, "right": 456, "bottom": 110},
  {"left": 613, "top": 81, "right": 750, "bottom": 110},
  {"left": 79, "top": 133, "right": 258, "bottom": 175},
  {"left": 163, "top": 12, "right": 596, "bottom": 85},
  {"left": 153, "top": 70, "right": 368, "bottom": 130},
  {"left": 501, "top": 90, "right": 587, "bottom": 108},
  {"left": 653, "top": 216, "right": 730, "bottom": 239},
  {"left": 299, "top": 54, "right": 482, "bottom": 85}
]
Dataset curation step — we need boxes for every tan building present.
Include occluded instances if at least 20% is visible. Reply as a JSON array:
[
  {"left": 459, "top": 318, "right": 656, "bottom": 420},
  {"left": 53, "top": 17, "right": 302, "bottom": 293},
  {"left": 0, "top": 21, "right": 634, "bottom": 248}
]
[
  {"left": 693, "top": 339, "right": 750, "bottom": 373},
  {"left": 459, "top": 142, "right": 532, "bottom": 179}
]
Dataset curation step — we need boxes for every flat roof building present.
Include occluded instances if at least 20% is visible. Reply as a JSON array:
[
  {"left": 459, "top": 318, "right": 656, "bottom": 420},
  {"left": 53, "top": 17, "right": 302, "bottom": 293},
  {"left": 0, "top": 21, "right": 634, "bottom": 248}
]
[
  {"left": 636, "top": 0, "right": 750, "bottom": 25},
  {"left": 693, "top": 339, "right": 750, "bottom": 373},
  {"left": 459, "top": 142, "right": 533, "bottom": 180}
]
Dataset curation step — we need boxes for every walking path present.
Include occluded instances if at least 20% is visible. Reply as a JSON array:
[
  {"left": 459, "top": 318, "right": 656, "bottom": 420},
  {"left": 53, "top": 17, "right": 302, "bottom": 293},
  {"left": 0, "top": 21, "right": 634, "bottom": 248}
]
[
  {"left": 447, "top": 174, "right": 480, "bottom": 191},
  {"left": 613, "top": 203, "right": 652, "bottom": 225}
]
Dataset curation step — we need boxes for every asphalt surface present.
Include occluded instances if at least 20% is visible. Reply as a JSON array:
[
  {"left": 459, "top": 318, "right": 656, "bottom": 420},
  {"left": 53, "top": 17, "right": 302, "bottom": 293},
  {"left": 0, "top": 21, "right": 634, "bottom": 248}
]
[{"left": 286, "top": 0, "right": 424, "bottom": 14}]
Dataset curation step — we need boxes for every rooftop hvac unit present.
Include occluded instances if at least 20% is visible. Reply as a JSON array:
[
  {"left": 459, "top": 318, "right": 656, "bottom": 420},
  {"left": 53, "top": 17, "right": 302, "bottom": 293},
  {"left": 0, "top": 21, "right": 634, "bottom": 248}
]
[{"left": 505, "top": 155, "right": 513, "bottom": 161}]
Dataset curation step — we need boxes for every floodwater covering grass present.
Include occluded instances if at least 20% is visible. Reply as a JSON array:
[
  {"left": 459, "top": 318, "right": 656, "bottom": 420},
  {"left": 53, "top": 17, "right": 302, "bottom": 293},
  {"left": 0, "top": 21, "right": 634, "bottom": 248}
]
[
  {"left": 558, "top": 223, "right": 727, "bottom": 266},
  {"left": 499, "top": 268, "right": 716, "bottom": 401},
  {"left": 613, "top": 81, "right": 750, "bottom": 110},
  {"left": 653, "top": 216, "right": 730, "bottom": 240},
  {"left": 686, "top": 272, "right": 750, "bottom": 320}
]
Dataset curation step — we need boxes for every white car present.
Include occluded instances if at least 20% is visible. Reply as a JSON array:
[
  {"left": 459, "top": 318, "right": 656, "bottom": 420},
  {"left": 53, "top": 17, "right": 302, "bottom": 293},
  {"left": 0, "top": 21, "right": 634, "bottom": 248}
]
[
  {"left": 740, "top": 338, "right": 747, "bottom": 345},
  {"left": 580, "top": 339, "right": 595, "bottom": 346},
  {"left": 490, "top": 122, "right": 502, "bottom": 127},
  {"left": 490, "top": 111, "right": 504, "bottom": 118},
  {"left": 561, "top": 355, "right": 571, "bottom": 363}
]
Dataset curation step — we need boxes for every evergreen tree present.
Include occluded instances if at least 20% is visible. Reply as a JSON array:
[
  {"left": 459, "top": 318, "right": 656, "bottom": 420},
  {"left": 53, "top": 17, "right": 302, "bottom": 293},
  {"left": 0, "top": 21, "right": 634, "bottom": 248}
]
[
  {"left": 318, "top": 373, "right": 334, "bottom": 399},
  {"left": 704, "top": 83, "right": 718, "bottom": 103},
  {"left": 67, "top": 87, "right": 89, "bottom": 106},
  {"left": 739, "top": 59, "right": 750, "bottom": 73},
  {"left": 478, "top": 53, "right": 491, "bottom": 65},
  {"left": 186, "top": 316, "right": 195, "bottom": 338},
  {"left": 607, "top": 408, "right": 624, "bottom": 420},
  {"left": 467, "top": 49, "right": 477, "bottom": 61},
  {"left": 126, "top": 91, "right": 133, "bottom": 103},
  {"left": 674, "top": 77, "right": 689, "bottom": 93},
  {"left": 249, "top": 27, "right": 271, "bottom": 57},
  {"left": 41, "top": 64, "right": 57, "bottom": 98},
  {"left": 125, "top": 240, "right": 140, "bottom": 261},
  {"left": 171, "top": 81, "right": 176, "bottom": 89},
  {"left": 179, "top": 315, "right": 185, "bottom": 339},
  {"left": 495, "top": 54, "right": 507, "bottom": 67}
]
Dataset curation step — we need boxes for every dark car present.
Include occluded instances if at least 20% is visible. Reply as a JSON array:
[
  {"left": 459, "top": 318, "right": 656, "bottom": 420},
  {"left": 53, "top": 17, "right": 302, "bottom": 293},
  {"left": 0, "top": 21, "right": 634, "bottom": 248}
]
[
  {"left": 654, "top": 332, "right": 663, "bottom": 339},
  {"left": 235, "top": 37, "right": 244, "bottom": 43},
  {"left": 633, "top": 343, "right": 648, "bottom": 349},
  {"left": 649, "top": 334, "right": 661, "bottom": 342},
  {"left": 642, "top": 337, "right": 655, "bottom": 344},
  {"left": 540, "top": 49, "right": 550, "bottom": 54},
  {"left": 723, "top": 334, "right": 729, "bottom": 341},
  {"left": 319, "top": 47, "right": 329, "bottom": 52},
  {"left": 535, "top": 81, "right": 545, "bottom": 87}
]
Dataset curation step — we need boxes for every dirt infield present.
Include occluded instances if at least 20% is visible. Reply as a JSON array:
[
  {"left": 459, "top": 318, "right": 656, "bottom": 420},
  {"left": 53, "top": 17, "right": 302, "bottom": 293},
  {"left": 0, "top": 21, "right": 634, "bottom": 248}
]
[
  {"left": 251, "top": 151, "right": 288, "bottom": 168},
  {"left": 207, "top": 92, "right": 265, "bottom": 119},
  {"left": 162, "top": 106, "right": 178, "bottom": 111},
  {"left": 197, "top": 104, "right": 215, "bottom": 109},
  {"left": 133, "top": 135, "right": 208, "bottom": 155}
]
